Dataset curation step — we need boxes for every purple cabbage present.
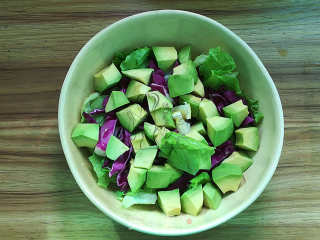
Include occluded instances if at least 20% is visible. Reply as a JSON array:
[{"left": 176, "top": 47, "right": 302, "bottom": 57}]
[
  {"left": 150, "top": 83, "right": 170, "bottom": 98},
  {"left": 94, "top": 116, "right": 117, "bottom": 156},
  {"left": 148, "top": 59, "right": 169, "bottom": 92},
  {"left": 164, "top": 173, "right": 194, "bottom": 193},
  {"left": 211, "top": 140, "right": 234, "bottom": 168},
  {"left": 82, "top": 112, "right": 97, "bottom": 123}
]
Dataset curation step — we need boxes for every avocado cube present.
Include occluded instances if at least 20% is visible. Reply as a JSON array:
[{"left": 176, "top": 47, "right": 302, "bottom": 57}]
[
  {"left": 94, "top": 63, "right": 122, "bottom": 92},
  {"left": 150, "top": 108, "right": 176, "bottom": 129},
  {"left": 71, "top": 123, "right": 99, "bottom": 148},
  {"left": 152, "top": 46, "right": 177, "bottom": 72},
  {"left": 173, "top": 60, "right": 198, "bottom": 84},
  {"left": 133, "top": 146, "right": 158, "bottom": 170},
  {"left": 147, "top": 91, "right": 173, "bottom": 112},
  {"left": 128, "top": 164, "right": 147, "bottom": 192},
  {"left": 172, "top": 102, "right": 191, "bottom": 120},
  {"left": 154, "top": 127, "right": 170, "bottom": 146},
  {"left": 144, "top": 122, "right": 158, "bottom": 141},
  {"left": 190, "top": 122, "right": 206, "bottom": 135},
  {"left": 203, "top": 182, "right": 222, "bottom": 210},
  {"left": 105, "top": 135, "right": 129, "bottom": 160},
  {"left": 179, "top": 94, "right": 201, "bottom": 119},
  {"left": 168, "top": 74, "right": 194, "bottom": 98},
  {"left": 192, "top": 78, "right": 205, "bottom": 97},
  {"left": 185, "top": 130, "right": 208, "bottom": 145},
  {"left": 178, "top": 46, "right": 191, "bottom": 63},
  {"left": 235, "top": 127, "right": 260, "bottom": 151},
  {"left": 116, "top": 104, "right": 147, "bottom": 132},
  {"left": 224, "top": 151, "right": 253, "bottom": 172},
  {"left": 199, "top": 99, "right": 219, "bottom": 123},
  {"left": 105, "top": 91, "right": 129, "bottom": 113},
  {"left": 146, "top": 164, "right": 182, "bottom": 189},
  {"left": 223, "top": 100, "right": 249, "bottom": 127},
  {"left": 207, "top": 116, "right": 234, "bottom": 147},
  {"left": 130, "top": 131, "right": 150, "bottom": 153},
  {"left": 122, "top": 68, "right": 154, "bottom": 85},
  {"left": 181, "top": 185, "right": 203, "bottom": 216},
  {"left": 126, "top": 80, "right": 151, "bottom": 103},
  {"left": 212, "top": 163, "right": 243, "bottom": 194},
  {"left": 158, "top": 189, "right": 181, "bottom": 216}
]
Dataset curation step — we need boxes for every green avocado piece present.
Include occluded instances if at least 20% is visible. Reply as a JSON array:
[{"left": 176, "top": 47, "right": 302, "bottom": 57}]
[
  {"left": 158, "top": 189, "right": 181, "bottom": 216},
  {"left": 185, "top": 130, "right": 208, "bottom": 145},
  {"left": 130, "top": 131, "right": 150, "bottom": 153},
  {"left": 122, "top": 191, "right": 157, "bottom": 208},
  {"left": 172, "top": 111, "right": 190, "bottom": 135},
  {"left": 71, "top": 123, "right": 99, "bottom": 148},
  {"left": 172, "top": 102, "right": 191, "bottom": 120},
  {"left": 154, "top": 127, "right": 170, "bottom": 146},
  {"left": 152, "top": 46, "right": 178, "bottom": 72},
  {"left": 178, "top": 46, "right": 191, "bottom": 63},
  {"left": 146, "top": 164, "right": 182, "bottom": 189},
  {"left": 211, "top": 163, "right": 243, "bottom": 194},
  {"left": 144, "top": 122, "right": 158, "bottom": 141},
  {"left": 105, "top": 91, "right": 129, "bottom": 113},
  {"left": 235, "top": 127, "right": 260, "bottom": 151},
  {"left": 105, "top": 135, "right": 129, "bottom": 160},
  {"left": 224, "top": 151, "right": 253, "bottom": 172},
  {"left": 189, "top": 172, "right": 211, "bottom": 189},
  {"left": 223, "top": 100, "right": 249, "bottom": 127},
  {"left": 181, "top": 185, "right": 203, "bottom": 216},
  {"left": 128, "top": 163, "right": 147, "bottom": 192},
  {"left": 199, "top": 99, "right": 219, "bottom": 124},
  {"left": 179, "top": 94, "right": 201, "bottom": 119},
  {"left": 122, "top": 68, "right": 154, "bottom": 85},
  {"left": 190, "top": 122, "right": 206, "bottom": 135},
  {"left": 192, "top": 78, "right": 205, "bottom": 97},
  {"left": 94, "top": 63, "right": 122, "bottom": 92},
  {"left": 207, "top": 116, "right": 234, "bottom": 147},
  {"left": 203, "top": 182, "right": 222, "bottom": 210},
  {"left": 168, "top": 74, "right": 194, "bottom": 98},
  {"left": 160, "top": 132, "right": 214, "bottom": 175},
  {"left": 133, "top": 146, "right": 158, "bottom": 170},
  {"left": 126, "top": 80, "right": 151, "bottom": 103},
  {"left": 173, "top": 60, "right": 198, "bottom": 84},
  {"left": 116, "top": 104, "right": 148, "bottom": 132},
  {"left": 150, "top": 108, "right": 176, "bottom": 129},
  {"left": 147, "top": 91, "right": 173, "bottom": 112}
]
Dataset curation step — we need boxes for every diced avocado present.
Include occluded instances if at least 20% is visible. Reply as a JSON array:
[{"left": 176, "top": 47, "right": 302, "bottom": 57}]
[
  {"left": 122, "top": 191, "right": 157, "bottom": 208},
  {"left": 168, "top": 74, "right": 194, "bottom": 97},
  {"left": 130, "top": 131, "right": 150, "bottom": 153},
  {"left": 122, "top": 68, "right": 154, "bottom": 85},
  {"left": 178, "top": 46, "right": 191, "bottom": 63},
  {"left": 116, "top": 104, "right": 147, "bottom": 132},
  {"left": 127, "top": 163, "right": 147, "bottom": 192},
  {"left": 126, "top": 80, "right": 151, "bottom": 102},
  {"left": 224, "top": 151, "right": 253, "bottom": 172},
  {"left": 172, "top": 102, "right": 191, "bottom": 120},
  {"left": 105, "top": 135, "right": 129, "bottom": 160},
  {"left": 185, "top": 130, "right": 208, "bottom": 145},
  {"left": 94, "top": 63, "right": 122, "bottom": 92},
  {"left": 179, "top": 94, "right": 201, "bottom": 119},
  {"left": 172, "top": 111, "right": 191, "bottom": 135},
  {"left": 203, "top": 182, "right": 222, "bottom": 210},
  {"left": 147, "top": 91, "right": 173, "bottom": 112},
  {"left": 181, "top": 185, "right": 203, "bottom": 216},
  {"left": 154, "top": 127, "right": 170, "bottom": 146},
  {"left": 71, "top": 123, "right": 99, "bottom": 148},
  {"left": 144, "top": 122, "right": 158, "bottom": 141},
  {"left": 152, "top": 46, "right": 178, "bottom": 72},
  {"left": 146, "top": 164, "right": 182, "bottom": 189},
  {"left": 189, "top": 172, "right": 211, "bottom": 189},
  {"left": 173, "top": 60, "right": 198, "bottom": 84},
  {"left": 211, "top": 163, "right": 243, "bottom": 194},
  {"left": 199, "top": 99, "right": 219, "bottom": 123},
  {"left": 158, "top": 189, "right": 181, "bottom": 216},
  {"left": 223, "top": 100, "right": 249, "bottom": 127},
  {"left": 150, "top": 108, "right": 175, "bottom": 129},
  {"left": 235, "top": 127, "right": 260, "bottom": 151},
  {"left": 105, "top": 91, "right": 129, "bottom": 112},
  {"left": 190, "top": 122, "right": 206, "bottom": 135},
  {"left": 207, "top": 116, "right": 234, "bottom": 147},
  {"left": 192, "top": 78, "right": 205, "bottom": 97},
  {"left": 133, "top": 146, "right": 158, "bottom": 170},
  {"left": 160, "top": 132, "right": 214, "bottom": 175}
]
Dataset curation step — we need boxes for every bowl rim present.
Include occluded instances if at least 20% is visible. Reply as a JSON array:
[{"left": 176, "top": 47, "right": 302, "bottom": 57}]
[{"left": 58, "top": 9, "right": 284, "bottom": 236}]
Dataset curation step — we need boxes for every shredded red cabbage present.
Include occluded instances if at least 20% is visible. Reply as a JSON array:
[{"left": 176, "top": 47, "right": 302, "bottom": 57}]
[
  {"left": 165, "top": 173, "right": 194, "bottom": 193},
  {"left": 211, "top": 140, "right": 234, "bottom": 168},
  {"left": 82, "top": 112, "right": 97, "bottom": 123},
  {"left": 94, "top": 116, "right": 117, "bottom": 156}
]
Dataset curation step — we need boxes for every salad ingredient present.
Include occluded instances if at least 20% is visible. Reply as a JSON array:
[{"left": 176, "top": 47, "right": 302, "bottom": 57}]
[
  {"left": 223, "top": 100, "right": 249, "bottom": 127},
  {"left": 199, "top": 98, "right": 219, "bottom": 123},
  {"left": 120, "top": 47, "right": 151, "bottom": 71},
  {"left": 150, "top": 108, "right": 176, "bottom": 129},
  {"left": 130, "top": 132, "right": 150, "bottom": 153},
  {"left": 127, "top": 164, "right": 147, "bottom": 192},
  {"left": 147, "top": 91, "right": 173, "bottom": 112},
  {"left": 152, "top": 47, "right": 178, "bottom": 72},
  {"left": 154, "top": 127, "right": 170, "bottom": 146},
  {"left": 116, "top": 104, "right": 148, "bottom": 132},
  {"left": 235, "top": 127, "right": 260, "bottom": 151},
  {"left": 143, "top": 122, "right": 158, "bottom": 141},
  {"left": 146, "top": 164, "right": 182, "bottom": 189},
  {"left": 207, "top": 116, "right": 234, "bottom": 147},
  {"left": 181, "top": 185, "right": 203, "bottom": 216},
  {"left": 245, "top": 97, "right": 264, "bottom": 124},
  {"left": 203, "top": 182, "right": 222, "bottom": 210},
  {"left": 189, "top": 172, "right": 211, "bottom": 189},
  {"left": 190, "top": 122, "right": 206, "bottom": 135},
  {"left": 122, "top": 191, "right": 157, "bottom": 208},
  {"left": 212, "top": 163, "right": 243, "bottom": 194},
  {"left": 179, "top": 94, "right": 201, "bottom": 119},
  {"left": 133, "top": 146, "right": 158, "bottom": 170},
  {"left": 185, "top": 130, "right": 207, "bottom": 145},
  {"left": 172, "top": 111, "right": 190, "bottom": 135},
  {"left": 172, "top": 102, "right": 191, "bottom": 120},
  {"left": 122, "top": 68, "right": 154, "bottom": 85},
  {"left": 105, "top": 135, "right": 129, "bottom": 161},
  {"left": 178, "top": 46, "right": 191, "bottom": 63},
  {"left": 168, "top": 74, "right": 194, "bottom": 97},
  {"left": 173, "top": 60, "right": 198, "bottom": 84},
  {"left": 224, "top": 151, "right": 253, "bottom": 172},
  {"left": 105, "top": 91, "right": 129, "bottom": 113},
  {"left": 158, "top": 189, "right": 181, "bottom": 216},
  {"left": 192, "top": 78, "right": 205, "bottom": 97},
  {"left": 126, "top": 80, "right": 151, "bottom": 102},
  {"left": 211, "top": 140, "right": 234, "bottom": 168},
  {"left": 88, "top": 154, "right": 110, "bottom": 188},
  {"left": 71, "top": 123, "right": 99, "bottom": 148},
  {"left": 94, "top": 63, "right": 122, "bottom": 92},
  {"left": 94, "top": 117, "right": 118, "bottom": 156}
]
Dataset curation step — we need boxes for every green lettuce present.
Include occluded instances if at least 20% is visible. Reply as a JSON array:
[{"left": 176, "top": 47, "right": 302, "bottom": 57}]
[
  {"left": 245, "top": 97, "right": 264, "bottom": 124},
  {"left": 204, "top": 70, "right": 241, "bottom": 94},
  {"left": 120, "top": 47, "right": 151, "bottom": 71},
  {"left": 188, "top": 172, "right": 211, "bottom": 189},
  {"left": 88, "top": 153, "right": 110, "bottom": 188}
]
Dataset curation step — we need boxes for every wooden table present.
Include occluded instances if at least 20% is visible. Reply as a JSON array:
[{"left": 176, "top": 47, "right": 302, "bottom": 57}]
[{"left": 1, "top": 1, "right": 319, "bottom": 239}]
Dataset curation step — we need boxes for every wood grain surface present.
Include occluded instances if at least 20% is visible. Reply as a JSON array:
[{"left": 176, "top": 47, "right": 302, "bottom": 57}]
[{"left": 1, "top": 1, "right": 320, "bottom": 239}]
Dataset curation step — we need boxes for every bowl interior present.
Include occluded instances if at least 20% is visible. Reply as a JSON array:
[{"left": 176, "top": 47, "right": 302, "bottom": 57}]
[{"left": 59, "top": 10, "right": 283, "bottom": 236}]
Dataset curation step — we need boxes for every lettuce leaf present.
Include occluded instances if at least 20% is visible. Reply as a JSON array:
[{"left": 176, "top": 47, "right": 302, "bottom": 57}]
[
  {"left": 120, "top": 47, "right": 151, "bottom": 71},
  {"left": 188, "top": 172, "right": 210, "bottom": 189},
  {"left": 245, "top": 97, "right": 264, "bottom": 124},
  {"left": 122, "top": 191, "right": 157, "bottom": 208},
  {"left": 88, "top": 153, "right": 111, "bottom": 188}
]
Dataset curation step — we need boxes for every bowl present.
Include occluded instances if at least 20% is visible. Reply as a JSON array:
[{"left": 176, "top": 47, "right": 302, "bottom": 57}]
[{"left": 58, "top": 10, "right": 284, "bottom": 236}]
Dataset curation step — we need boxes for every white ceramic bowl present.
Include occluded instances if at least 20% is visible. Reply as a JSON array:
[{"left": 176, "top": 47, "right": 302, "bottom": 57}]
[{"left": 58, "top": 10, "right": 284, "bottom": 236}]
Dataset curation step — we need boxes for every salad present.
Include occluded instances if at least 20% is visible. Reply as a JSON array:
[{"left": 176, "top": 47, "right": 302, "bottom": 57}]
[{"left": 71, "top": 46, "right": 263, "bottom": 216}]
